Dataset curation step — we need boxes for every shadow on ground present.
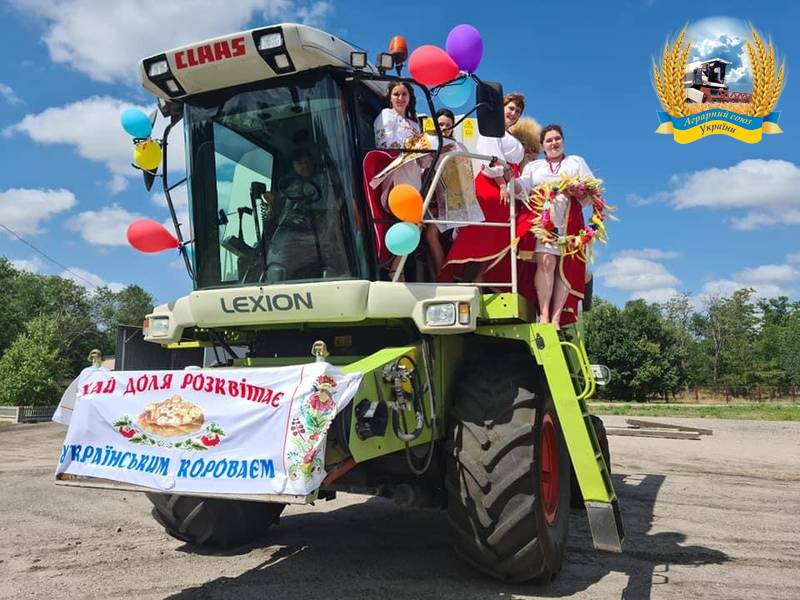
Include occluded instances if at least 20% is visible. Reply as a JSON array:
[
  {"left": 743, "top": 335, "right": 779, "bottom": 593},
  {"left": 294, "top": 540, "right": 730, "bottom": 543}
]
[{"left": 165, "top": 473, "right": 728, "bottom": 599}]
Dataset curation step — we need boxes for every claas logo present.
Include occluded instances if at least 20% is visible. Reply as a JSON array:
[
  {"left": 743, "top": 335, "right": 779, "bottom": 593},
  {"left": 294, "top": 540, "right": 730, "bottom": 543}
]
[{"left": 174, "top": 37, "right": 246, "bottom": 69}]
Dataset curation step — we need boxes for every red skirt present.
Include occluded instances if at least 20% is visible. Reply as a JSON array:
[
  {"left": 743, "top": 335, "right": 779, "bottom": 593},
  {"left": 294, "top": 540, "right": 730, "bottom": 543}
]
[{"left": 438, "top": 169, "right": 536, "bottom": 300}]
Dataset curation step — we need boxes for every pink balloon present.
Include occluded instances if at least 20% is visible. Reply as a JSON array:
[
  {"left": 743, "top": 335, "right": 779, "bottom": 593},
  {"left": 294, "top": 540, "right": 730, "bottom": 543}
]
[
  {"left": 127, "top": 219, "right": 179, "bottom": 253},
  {"left": 408, "top": 45, "right": 459, "bottom": 87}
]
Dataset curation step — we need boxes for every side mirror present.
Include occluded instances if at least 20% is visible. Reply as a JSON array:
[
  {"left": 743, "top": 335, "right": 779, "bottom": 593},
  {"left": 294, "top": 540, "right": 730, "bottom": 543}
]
[{"left": 476, "top": 80, "right": 504, "bottom": 138}]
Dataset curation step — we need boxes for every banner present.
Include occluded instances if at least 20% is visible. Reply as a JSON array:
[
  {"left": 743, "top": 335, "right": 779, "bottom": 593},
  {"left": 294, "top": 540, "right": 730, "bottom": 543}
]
[
  {"left": 655, "top": 109, "right": 782, "bottom": 144},
  {"left": 55, "top": 364, "right": 362, "bottom": 496}
]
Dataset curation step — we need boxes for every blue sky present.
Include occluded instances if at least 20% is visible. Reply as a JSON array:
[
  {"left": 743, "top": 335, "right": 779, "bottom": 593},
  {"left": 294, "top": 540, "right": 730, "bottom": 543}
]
[{"left": 0, "top": 0, "right": 798, "bottom": 306}]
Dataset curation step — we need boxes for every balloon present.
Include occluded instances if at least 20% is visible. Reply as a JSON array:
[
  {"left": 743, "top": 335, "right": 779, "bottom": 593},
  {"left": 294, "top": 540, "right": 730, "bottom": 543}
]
[
  {"left": 437, "top": 76, "right": 475, "bottom": 109},
  {"left": 385, "top": 222, "right": 421, "bottom": 256},
  {"left": 133, "top": 139, "right": 162, "bottom": 171},
  {"left": 126, "top": 219, "right": 179, "bottom": 253},
  {"left": 408, "top": 45, "right": 459, "bottom": 87},
  {"left": 388, "top": 184, "right": 424, "bottom": 223},
  {"left": 445, "top": 24, "right": 483, "bottom": 73},
  {"left": 121, "top": 108, "right": 153, "bottom": 138}
]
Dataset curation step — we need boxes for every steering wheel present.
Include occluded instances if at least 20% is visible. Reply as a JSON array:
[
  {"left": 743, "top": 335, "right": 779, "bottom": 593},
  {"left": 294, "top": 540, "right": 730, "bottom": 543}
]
[{"left": 277, "top": 175, "right": 322, "bottom": 206}]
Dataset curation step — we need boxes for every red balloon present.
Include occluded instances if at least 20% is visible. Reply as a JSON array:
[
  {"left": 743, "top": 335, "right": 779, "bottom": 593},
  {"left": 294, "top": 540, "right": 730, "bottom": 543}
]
[
  {"left": 126, "top": 219, "right": 179, "bottom": 253},
  {"left": 408, "top": 45, "right": 459, "bottom": 87}
]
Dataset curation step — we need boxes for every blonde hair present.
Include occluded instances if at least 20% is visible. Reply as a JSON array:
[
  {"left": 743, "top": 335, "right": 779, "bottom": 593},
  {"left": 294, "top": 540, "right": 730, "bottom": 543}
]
[{"left": 510, "top": 117, "right": 542, "bottom": 155}]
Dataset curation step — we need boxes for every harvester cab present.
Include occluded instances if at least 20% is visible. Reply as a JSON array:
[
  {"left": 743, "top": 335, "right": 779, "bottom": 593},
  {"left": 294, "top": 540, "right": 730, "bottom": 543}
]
[
  {"left": 58, "top": 23, "right": 623, "bottom": 584},
  {"left": 684, "top": 58, "right": 752, "bottom": 104}
]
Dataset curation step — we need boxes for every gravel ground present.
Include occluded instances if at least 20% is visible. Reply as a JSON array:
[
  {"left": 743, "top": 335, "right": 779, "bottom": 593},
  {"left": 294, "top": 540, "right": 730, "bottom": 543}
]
[{"left": 1, "top": 416, "right": 798, "bottom": 600}]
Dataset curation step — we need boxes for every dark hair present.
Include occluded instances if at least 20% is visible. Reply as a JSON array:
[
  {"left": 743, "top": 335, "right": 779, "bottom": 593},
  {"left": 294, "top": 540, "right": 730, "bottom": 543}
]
[
  {"left": 504, "top": 92, "right": 526, "bottom": 112},
  {"left": 385, "top": 81, "right": 417, "bottom": 119},
  {"left": 436, "top": 108, "right": 455, "bottom": 123},
  {"left": 540, "top": 123, "right": 564, "bottom": 144}
]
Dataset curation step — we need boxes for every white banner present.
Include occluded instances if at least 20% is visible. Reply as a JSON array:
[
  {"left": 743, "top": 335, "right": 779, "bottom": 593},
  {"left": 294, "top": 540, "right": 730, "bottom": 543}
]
[{"left": 55, "top": 364, "right": 362, "bottom": 496}]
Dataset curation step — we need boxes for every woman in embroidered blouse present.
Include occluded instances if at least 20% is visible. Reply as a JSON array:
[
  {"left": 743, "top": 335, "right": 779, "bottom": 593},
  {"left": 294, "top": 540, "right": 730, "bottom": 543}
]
[
  {"left": 438, "top": 92, "right": 527, "bottom": 285},
  {"left": 516, "top": 124, "right": 594, "bottom": 326},
  {"left": 373, "top": 81, "right": 422, "bottom": 209}
]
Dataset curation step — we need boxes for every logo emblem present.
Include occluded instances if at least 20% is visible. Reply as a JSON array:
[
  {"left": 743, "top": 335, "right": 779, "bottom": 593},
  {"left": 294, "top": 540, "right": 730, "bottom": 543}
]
[{"left": 653, "top": 20, "right": 784, "bottom": 143}]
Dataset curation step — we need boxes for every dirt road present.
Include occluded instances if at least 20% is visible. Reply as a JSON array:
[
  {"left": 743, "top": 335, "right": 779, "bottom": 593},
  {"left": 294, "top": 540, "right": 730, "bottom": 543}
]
[{"left": 1, "top": 417, "right": 798, "bottom": 600}]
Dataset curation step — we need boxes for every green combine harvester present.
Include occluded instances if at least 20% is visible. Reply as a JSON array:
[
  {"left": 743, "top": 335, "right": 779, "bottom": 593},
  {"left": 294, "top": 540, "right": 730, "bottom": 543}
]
[{"left": 72, "top": 23, "right": 624, "bottom": 583}]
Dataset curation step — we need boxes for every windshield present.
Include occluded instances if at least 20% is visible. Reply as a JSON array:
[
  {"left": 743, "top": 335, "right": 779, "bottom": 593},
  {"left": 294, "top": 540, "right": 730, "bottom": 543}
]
[{"left": 185, "top": 72, "right": 366, "bottom": 288}]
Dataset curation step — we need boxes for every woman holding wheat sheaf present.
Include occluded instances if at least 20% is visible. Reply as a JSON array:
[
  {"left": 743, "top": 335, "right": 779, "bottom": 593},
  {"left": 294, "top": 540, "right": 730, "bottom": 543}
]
[{"left": 516, "top": 124, "right": 595, "bottom": 327}]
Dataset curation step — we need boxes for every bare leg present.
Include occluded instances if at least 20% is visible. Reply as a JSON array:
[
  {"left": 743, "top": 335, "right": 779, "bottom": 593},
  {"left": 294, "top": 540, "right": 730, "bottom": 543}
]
[
  {"left": 550, "top": 258, "right": 570, "bottom": 329},
  {"left": 535, "top": 253, "right": 557, "bottom": 323},
  {"left": 424, "top": 225, "right": 445, "bottom": 278}
]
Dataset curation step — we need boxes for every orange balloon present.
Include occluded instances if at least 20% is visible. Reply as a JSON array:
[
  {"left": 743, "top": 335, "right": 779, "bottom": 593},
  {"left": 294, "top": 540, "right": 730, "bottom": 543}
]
[{"left": 388, "top": 184, "right": 424, "bottom": 223}]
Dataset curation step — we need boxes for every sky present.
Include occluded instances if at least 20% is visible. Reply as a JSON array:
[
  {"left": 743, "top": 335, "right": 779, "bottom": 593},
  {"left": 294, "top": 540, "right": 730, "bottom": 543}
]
[{"left": 0, "top": 0, "right": 798, "bottom": 307}]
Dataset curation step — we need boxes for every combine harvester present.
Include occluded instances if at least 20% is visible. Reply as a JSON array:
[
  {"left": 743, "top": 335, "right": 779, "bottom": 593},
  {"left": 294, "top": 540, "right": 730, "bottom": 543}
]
[
  {"left": 56, "top": 23, "right": 623, "bottom": 583},
  {"left": 684, "top": 58, "right": 753, "bottom": 104}
]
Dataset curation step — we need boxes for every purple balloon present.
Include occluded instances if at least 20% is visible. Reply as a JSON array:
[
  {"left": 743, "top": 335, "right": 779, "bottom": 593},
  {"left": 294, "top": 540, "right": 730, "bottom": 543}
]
[{"left": 446, "top": 24, "right": 483, "bottom": 73}]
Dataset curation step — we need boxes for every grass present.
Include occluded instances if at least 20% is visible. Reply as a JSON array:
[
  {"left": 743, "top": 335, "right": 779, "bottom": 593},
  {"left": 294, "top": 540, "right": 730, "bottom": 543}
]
[{"left": 588, "top": 402, "right": 800, "bottom": 421}]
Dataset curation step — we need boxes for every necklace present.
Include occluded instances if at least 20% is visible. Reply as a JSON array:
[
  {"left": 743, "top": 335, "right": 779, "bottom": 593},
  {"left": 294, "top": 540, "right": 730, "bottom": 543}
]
[{"left": 547, "top": 155, "right": 565, "bottom": 174}]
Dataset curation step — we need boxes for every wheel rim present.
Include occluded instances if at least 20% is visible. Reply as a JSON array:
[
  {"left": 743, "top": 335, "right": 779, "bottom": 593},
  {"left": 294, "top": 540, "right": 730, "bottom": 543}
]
[{"left": 539, "top": 412, "right": 560, "bottom": 526}]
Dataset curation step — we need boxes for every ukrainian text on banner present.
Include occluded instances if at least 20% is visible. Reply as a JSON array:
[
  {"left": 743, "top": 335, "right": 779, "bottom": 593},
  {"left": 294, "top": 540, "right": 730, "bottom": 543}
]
[
  {"left": 55, "top": 364, "right": 362, "bottom": 496},
  {"left": 655, "top": 109, "right": 782, "bottom": 144}
]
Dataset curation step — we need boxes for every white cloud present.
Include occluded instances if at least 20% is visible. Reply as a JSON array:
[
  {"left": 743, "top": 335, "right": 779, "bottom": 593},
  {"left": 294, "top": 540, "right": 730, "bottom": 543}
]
[
  {"left": 701, "top": 262, "right": 800, "bottom": 300},
  {"left": 65, "top": 204, "right": 147, "bottom": 247},
  {"left": 733, "top": 264, "right": 800, "bottom": 284},
  {"left": 616, "top": 248, "right": 679, "bottom": 260},
  {"left": 0, "top": 82, "right": 23, "bottom": 105},
  {"left": 11, "top": 256, "right": 45, "bottom": 273},
  {"left": 595, "top": 252, "right": 682, "bottom": 303},
  {"left": 631, "top": 287, "right": 680, "bottom": 304},
  {"left": 787, "top": 252, "right": 800, "bottom": 264},
  {"left": 636, "top": 160, "right": 800, "bottom": 230},
  {"left": 10, "top": 0, "right": 330, "bottom": 84},
  {"left": 0, "top": 188, "right": 77, "bottom": 236},
  {"left": 60, "top": 267, "right": 125, "bottom": 293},
  {"left": 4, "top": 96, "right": 185, "bottom": 194}
]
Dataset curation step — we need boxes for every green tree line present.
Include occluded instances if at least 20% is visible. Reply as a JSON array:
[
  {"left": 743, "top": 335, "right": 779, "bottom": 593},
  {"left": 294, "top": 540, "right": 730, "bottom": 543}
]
[
  {"left": 0, "top": 257, "right": 154, "bottom": 406},
  {"left": 584, "top": 290, "right": 800, "bottom": 401}
]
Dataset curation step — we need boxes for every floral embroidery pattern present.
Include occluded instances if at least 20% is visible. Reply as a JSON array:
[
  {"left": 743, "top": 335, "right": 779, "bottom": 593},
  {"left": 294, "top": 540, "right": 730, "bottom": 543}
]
[{"left": 287, "top": 374, "right": 339, "bottom": 481}]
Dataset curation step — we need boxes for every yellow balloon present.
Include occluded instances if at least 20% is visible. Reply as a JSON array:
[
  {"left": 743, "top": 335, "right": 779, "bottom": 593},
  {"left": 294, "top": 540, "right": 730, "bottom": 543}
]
[{"left": 133, "top": 139, "right": 162, "bottom": 171}]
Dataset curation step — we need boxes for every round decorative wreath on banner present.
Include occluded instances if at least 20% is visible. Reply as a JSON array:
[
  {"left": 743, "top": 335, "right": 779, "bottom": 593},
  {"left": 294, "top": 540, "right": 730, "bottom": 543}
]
[{"left": 524, "top": 175, "right": 616, "bottom": 262}]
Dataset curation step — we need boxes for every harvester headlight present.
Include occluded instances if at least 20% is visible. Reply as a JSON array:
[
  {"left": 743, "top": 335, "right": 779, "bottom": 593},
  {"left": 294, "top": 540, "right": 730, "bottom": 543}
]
[
  {"left": 257, "top": 31, "right": 284, "bottom": 51},
  {"left": 143, "top": 316, "right": 170, "bottom": 338},
  {"left": 377, "top": 52, "right": 394, "bottom": 71},
  {"left": 424, "top": 303, "right": 456, "bottom": 327},
  {"left": 350, "top": 51, "right": 367, "bottom": 69},
  {"left": 147, "top": 59, "right": 170, "bottom": 77}
]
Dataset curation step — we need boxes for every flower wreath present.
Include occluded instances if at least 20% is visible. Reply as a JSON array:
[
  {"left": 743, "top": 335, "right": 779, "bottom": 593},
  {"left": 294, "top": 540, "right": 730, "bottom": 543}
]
[{"left": 524, "top": 175, "right": 616, "bottom": 262}]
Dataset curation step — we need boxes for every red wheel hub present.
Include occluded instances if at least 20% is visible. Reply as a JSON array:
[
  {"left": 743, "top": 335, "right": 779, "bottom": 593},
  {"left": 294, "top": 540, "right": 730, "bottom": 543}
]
[{"left": 539, "top": 412, "right": 560, "bottom": 526}]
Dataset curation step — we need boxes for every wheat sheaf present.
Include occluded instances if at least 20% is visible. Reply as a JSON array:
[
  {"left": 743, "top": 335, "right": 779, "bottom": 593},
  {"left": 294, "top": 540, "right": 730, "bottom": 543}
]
[{"left": 653, "top": 28, "right": 784, "bottom": 117}]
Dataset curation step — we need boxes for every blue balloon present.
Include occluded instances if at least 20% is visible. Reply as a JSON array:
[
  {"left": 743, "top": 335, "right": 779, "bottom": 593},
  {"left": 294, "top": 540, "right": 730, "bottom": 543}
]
[
  {"left": 437, "top": 76, "right": 475, "bottom": 109},
  {"left": 385, "top": 222, "right": 421, "bottom": 256},
  {"left": 121, "top": 108, "right": 153, "bottom": 139}
]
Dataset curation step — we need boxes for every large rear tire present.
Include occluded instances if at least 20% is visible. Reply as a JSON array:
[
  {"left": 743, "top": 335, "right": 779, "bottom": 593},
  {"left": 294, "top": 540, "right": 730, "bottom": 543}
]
[
  {"left": 446, "top": 358, "right": 571, "bottom": 583},
  {"left": 570, "top": 415, "right": 610, "bottom": 508},
  {"left": 146, "top": 493, "right": 285, "bottom": 548}
]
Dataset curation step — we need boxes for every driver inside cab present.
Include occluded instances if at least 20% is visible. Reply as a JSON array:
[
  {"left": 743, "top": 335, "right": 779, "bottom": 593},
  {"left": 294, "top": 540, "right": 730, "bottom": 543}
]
[{"left": 263, "top": 146, "right": 337, "bottom": 282}]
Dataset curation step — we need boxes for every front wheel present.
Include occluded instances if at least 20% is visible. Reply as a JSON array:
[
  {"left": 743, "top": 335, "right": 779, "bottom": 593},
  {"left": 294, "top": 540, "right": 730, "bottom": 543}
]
[
  {"left": 147, "top": 493, "right": 285, "bottom": 548},
  {"left": 446, "top": 358, "right": 571, "bottom": 583}
]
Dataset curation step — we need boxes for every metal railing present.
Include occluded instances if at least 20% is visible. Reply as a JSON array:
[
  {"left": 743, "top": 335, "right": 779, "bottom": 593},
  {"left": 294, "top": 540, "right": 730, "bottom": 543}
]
[{"left": 390, "top": 150, "right": 518, "bottom": 293}]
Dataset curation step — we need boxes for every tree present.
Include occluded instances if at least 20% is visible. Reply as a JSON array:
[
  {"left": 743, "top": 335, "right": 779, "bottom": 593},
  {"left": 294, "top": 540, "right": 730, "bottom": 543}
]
[
  {"left": 0, "top": 316, "right": 69, "bottom": 406},
  {"left": 585, "top": 298, "right": 683, "bottom": 401},
  {"left": 91, "top": 285, "right": 155, "bottom": 353},
  {"left": 692, "top": 290, "right": 760, "bottom": 393}
]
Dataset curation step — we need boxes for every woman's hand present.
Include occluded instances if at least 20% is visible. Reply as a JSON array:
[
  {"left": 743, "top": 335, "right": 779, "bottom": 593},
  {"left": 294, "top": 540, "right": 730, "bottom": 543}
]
[{"left": 499, "top": 183, "right": 510, "bottom": 206}]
